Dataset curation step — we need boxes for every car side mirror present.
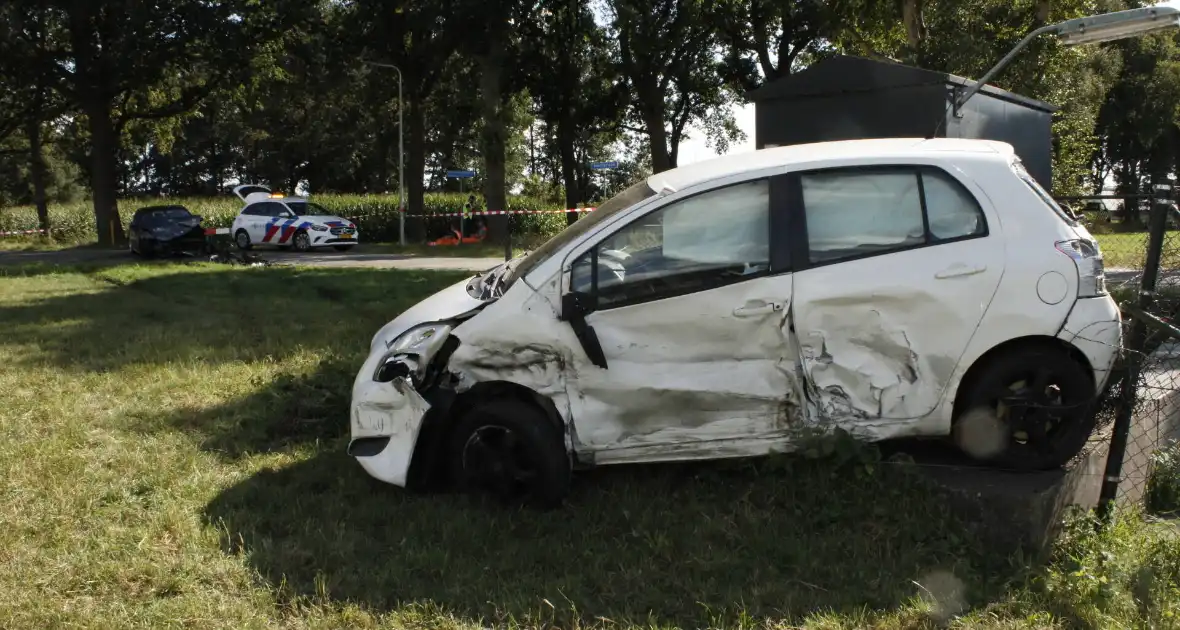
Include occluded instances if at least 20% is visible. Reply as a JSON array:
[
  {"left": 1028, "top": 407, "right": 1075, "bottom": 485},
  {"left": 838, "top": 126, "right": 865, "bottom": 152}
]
[{"left": 560, "top": 291, "right": 593, "bottom": 322}]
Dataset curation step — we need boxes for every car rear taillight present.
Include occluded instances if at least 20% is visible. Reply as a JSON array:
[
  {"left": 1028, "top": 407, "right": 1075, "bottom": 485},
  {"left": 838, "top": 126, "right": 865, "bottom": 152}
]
[{"left": 1056, "top": 238, "right": 1107, "bottom": 297}]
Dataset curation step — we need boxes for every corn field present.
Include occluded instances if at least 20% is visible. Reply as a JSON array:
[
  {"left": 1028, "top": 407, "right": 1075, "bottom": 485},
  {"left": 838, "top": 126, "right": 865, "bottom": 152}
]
[{"left": 0, "top": 193, "right": 574, "bottom": 243}]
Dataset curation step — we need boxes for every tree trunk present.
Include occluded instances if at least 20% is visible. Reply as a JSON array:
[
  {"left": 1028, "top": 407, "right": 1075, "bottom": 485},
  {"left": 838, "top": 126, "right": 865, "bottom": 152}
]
[
  {"left": 637, "top": 78, "right": 672, "bottom": 173},
  {"left": 407, "top": 95, "right": 427, "bottom": 240},
  {"left": 557, "top": 114, "right": 580, "bottom": 226},
  {"left": 902, "top": 0, "right": 925, "bottom": 62},
  {"left": 70, "top": 2, "right": 125, "bottom": 246},
  {"left": 643, "top": 104, "right": 672, "bottom": 173},
  {"left": 84, "top": 97, "right": 126, "bottom": 246},
  {"left": 479, "top": 25, "right": 509, "bottom": 244},
  {"left": 1035, "top": 0, "right": 1051, "bottom": 25},
  {"left": 27, "top": 103, "right": 50, "bottom": 235}
]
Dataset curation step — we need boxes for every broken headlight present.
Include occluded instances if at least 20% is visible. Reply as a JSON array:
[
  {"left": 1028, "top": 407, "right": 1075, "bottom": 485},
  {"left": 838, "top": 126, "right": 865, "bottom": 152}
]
[{"left": 373, "top": 323, "right": 452, "bottom": 385}]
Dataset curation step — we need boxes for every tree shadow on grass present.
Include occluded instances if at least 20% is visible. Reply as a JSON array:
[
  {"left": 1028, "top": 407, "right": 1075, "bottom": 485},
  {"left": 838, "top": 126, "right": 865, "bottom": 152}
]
[
  {"left": 199, "top": 379, "right": 1028, "bottom": 628},
  {"left": 0, "top": 263, "right": 471, "bottom": 373},
  {"left": 129, "top": 355, "right": 358, "bottom": 459}
]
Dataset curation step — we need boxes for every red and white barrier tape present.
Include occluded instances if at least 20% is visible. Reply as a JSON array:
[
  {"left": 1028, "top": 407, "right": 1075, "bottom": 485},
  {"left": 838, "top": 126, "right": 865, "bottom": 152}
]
[{"left": 0, "top": 228, "right": 49, "bottom": 237}]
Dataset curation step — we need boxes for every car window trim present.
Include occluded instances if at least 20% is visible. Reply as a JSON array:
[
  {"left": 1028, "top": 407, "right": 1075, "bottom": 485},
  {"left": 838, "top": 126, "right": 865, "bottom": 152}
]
[
  {"left": 788, "top": 163, "right": 990, "bottom": 271},
  {"left": 570, "top": 174, "right": 790, "bottom": 314}
]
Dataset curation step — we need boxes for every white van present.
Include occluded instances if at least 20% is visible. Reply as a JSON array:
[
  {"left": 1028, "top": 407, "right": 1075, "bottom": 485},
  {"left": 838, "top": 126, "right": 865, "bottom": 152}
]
[{"left": 349, "top": 138, "right": 1121, "bottom": 506}]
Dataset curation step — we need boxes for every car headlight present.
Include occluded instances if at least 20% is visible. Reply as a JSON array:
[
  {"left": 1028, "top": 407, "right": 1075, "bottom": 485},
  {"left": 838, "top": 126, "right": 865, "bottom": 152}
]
[
  {"left": 310, "top": 224, "right": 328, "bottom": 231},
  {"left": 373, "top": 323, "right": 453, "bottom": 383}
]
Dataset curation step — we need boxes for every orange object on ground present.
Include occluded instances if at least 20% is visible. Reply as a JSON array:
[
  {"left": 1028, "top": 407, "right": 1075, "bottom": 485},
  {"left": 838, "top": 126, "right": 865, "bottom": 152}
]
[{"left": 428, "top": 234, "right": 486, "bottom": 246}]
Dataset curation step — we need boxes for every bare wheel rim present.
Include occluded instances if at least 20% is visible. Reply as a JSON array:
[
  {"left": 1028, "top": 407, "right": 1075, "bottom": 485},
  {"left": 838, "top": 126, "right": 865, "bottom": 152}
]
[
  {"left": 460, "top": 424, "right": 537, "bottom": 500},
  {"left": 989, "top": 366, "right": 1078, "bottom": 454}
]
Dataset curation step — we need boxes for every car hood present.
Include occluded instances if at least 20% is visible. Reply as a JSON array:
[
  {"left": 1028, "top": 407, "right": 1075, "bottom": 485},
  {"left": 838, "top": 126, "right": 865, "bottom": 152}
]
[
  {"left": 294, "top": 215, "right": 353, "bottom": 227},
  {"left": 367, "top": 275, "right": 488, "bottom": 354},
  {"left": 144, "top": 216, "right": 204, "bottom": 240}
]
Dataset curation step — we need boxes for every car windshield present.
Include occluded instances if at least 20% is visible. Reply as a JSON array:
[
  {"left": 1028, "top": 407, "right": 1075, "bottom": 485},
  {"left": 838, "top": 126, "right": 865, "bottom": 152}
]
[
  {"left": 506, "top": 179, "right": 658, "bottom": 285},
  {"left": 285, "top": 201, "right": 332, "bottom": 216},
  {"left": 141, "top": 208, "right": 192, "bottom": 222}
]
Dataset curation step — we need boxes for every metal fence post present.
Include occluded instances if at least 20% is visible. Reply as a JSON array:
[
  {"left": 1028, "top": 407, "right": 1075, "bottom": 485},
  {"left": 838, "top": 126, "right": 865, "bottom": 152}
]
[{"left": 1097, "top": 180, "right": 1172, "bottom": 522}]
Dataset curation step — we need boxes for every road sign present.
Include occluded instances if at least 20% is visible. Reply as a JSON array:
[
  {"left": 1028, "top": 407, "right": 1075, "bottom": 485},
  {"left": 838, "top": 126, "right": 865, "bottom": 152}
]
[
  {"left": 590, "top": 161, "right": 618, "bottom": 170},
  {"left": 447, "top": 170, "right": 476, "bottom": 178}
]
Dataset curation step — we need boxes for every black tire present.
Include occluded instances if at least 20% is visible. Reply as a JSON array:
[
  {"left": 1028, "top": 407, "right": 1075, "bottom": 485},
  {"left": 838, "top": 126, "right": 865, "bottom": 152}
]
[
  {"left": 235, "top": 229, "right": 252, "bottom": 251},
  {"left": 293, "top": 231, "right": 312, "bottom": 252},
  {"left": 447, "top": 400, "right": 570, "bottom": 508},
  {"left": 953, "top": 345, "right": 1097, "bottom": 471},
  {"left": 333, "top": 245, "right": 355, "bottom": 252}
]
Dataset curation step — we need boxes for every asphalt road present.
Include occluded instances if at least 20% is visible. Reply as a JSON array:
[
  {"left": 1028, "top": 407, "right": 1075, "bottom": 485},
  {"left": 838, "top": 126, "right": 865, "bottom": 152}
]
[
  {"left": 3, "top": 246, "right": 1176, "bottom": 288},
  {"left": 0, "top": 245, "right": 504, "bottom": 272}
]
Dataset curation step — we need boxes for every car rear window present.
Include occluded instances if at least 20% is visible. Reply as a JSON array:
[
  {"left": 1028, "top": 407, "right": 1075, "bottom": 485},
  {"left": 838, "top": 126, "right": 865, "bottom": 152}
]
[{"left": 1011, "top": 159, "right": 1078, "bottom": 226}]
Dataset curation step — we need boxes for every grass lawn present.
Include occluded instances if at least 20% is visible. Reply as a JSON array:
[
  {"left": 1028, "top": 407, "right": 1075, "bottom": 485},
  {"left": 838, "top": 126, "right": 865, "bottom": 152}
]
[
  {"left": 2, "top": 261, "right": 1180, "bottom": 628},
  {"left": 1094, "top": 233, "right": 1149, "bottom": 269},
  {"left": 0, "top": 236, "right": 100, "bottom": 252}
]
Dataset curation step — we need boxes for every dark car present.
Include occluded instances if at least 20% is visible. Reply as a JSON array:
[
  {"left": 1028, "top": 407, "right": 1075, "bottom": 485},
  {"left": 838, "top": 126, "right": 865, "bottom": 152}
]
[{"left": 128, "top": 205, "right": 206, "bottom": 256}]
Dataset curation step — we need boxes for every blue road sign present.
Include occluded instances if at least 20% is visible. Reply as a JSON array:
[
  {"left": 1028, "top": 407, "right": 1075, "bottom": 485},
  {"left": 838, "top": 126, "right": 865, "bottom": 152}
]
[
  {"left": 446, "top": 170, "right": 476, "bottom": 178},
  {"left": 590, "top": 161, "right": 618, "bottom": 170}
]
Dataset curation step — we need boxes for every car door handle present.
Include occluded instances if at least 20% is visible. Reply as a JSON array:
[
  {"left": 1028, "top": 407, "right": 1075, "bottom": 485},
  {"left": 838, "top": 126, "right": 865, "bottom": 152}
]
[
  {"left": 935, "top": 264, "right": 987, "bottom": 279},
  {"left": 733, "top": 300, "right": 785, "bottom": 318}
]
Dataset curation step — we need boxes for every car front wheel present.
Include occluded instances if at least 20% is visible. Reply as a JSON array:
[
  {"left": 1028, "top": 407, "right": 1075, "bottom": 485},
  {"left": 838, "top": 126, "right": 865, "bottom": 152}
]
[
  {"left": 953, "top": 345, "right": 1097, "bottom": 471},
  {"left": 447, "top": 400, "right": 570, "bottom": 508},
  {"left": 235, "top": 229, "right": 252, "bottom": 251},
  {"left": 293, "top": 231, "right": 312, "bottom": 252}
]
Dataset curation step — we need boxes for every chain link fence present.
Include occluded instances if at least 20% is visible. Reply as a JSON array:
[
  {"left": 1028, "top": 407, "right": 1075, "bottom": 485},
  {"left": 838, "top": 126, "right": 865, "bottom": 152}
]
[{"left": 1069, "top": 187, "right": 1180, "bottom": 520}]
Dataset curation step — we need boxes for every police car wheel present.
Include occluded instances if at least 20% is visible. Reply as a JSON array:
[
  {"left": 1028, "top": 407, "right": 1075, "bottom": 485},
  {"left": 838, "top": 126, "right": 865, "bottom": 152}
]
[
  {"left": 293, "top": 231, "right": 311, "bottom": 252},
  {"left": 234, "top": 230, "right": 252, "bottom": 251}
]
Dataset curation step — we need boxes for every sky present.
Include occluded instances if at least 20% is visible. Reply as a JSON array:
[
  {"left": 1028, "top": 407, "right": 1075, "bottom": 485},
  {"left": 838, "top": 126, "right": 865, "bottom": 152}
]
[
  {"left": 676, "top": 0, "right": 1180, "bottom": 167},
  {"left": 676, "top": 102, "right": 757, "bottom": 166}
]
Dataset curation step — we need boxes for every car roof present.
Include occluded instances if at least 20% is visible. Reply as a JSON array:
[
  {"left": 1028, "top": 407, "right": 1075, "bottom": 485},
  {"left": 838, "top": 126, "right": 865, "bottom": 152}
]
[
  {"left": 136, "top": 204, "right": 190, "bottom": 213},
  {"left": 646, "top": 138, "right": 1016, "bottom": 193},
  {"left": 244, "top": 197, "right": 310, "bottom": 206}
]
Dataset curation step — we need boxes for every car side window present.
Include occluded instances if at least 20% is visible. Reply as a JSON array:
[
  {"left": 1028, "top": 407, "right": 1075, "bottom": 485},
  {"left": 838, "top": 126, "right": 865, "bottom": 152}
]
[
  {"left": 922, "top": 169, "right": 987, "bottom": 241},
  {"left": 570, "top": 179, "right": 770, "bottom": 310},
  {"left": 800, "top": 166, "right": 987, "bottom": 265}
]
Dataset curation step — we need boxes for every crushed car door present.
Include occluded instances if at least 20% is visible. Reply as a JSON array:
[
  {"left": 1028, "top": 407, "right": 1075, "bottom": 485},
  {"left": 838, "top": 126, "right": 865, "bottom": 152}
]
[
  {"left": 788, "top": 164, "right": 1004, "bottom": 428},
  {"left": 560, "top": 175, "right": 805, "bottom": 464}
]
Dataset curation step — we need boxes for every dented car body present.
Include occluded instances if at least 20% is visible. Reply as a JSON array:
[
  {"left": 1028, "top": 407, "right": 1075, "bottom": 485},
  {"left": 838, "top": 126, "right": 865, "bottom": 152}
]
[{"left": 350, "top": 138, "right": 1121, "bottom": 501}]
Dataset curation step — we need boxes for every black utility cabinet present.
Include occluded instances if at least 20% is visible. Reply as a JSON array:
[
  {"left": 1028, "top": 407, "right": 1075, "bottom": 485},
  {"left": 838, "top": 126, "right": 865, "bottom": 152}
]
[{"left": 746, "top": 55, "right": 1058, "bottom": 191}]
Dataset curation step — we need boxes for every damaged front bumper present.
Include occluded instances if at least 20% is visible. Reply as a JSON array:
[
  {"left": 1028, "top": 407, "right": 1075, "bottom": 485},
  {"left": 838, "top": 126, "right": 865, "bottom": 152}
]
[{"left": 348, "top": 349, "right": 432, "bottom": 487}]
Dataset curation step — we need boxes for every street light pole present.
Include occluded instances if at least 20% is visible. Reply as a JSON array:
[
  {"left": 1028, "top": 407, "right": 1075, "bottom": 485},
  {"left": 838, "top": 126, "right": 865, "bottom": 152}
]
[
  {"left": 955, "top": 6, "right": 1180, "bottom": 114},
  {"left": 364, "top": 61, "right": 406, "bottom": 246}
]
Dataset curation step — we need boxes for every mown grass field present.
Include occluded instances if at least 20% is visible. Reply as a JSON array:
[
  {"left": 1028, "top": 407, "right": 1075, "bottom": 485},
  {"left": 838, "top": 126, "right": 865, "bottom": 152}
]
[{"left": 3, "top": 262, "right": 1180, "bottom": 628}]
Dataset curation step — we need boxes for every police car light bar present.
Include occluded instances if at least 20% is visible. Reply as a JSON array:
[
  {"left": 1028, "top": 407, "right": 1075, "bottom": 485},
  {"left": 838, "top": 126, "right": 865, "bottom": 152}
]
[{"left": 269, "top": 193, "right": 284, "bottom": 198}]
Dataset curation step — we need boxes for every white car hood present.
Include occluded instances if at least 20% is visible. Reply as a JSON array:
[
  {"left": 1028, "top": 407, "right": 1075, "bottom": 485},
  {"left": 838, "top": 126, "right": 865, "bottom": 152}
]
[
  {"left": 294, "top": 214, "right": 352, "bottom": 227},
  {"left": 368, "top": 275, "right": 489, "bottom": 353}
]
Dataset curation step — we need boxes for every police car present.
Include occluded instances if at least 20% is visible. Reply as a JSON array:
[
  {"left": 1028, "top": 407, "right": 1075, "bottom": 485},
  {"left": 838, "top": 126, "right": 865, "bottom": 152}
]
[{"left": 230, "top": 185, "right": 359, "bottom": 252}]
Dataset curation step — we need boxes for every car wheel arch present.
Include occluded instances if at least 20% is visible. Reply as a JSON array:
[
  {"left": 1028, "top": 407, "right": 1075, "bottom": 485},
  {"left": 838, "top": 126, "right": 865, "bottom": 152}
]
[
  {"left": 405, "top": 380, "right": 569, "bottom": 492},
  {"left": 951, "top": 335, "right": 1096, "bottom": 422}
]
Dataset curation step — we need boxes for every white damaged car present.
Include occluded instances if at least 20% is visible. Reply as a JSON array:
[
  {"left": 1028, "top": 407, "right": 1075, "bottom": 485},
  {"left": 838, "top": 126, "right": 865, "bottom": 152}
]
[{"left": 349, "top": 138, "right": 1121, "bottom": 506}]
